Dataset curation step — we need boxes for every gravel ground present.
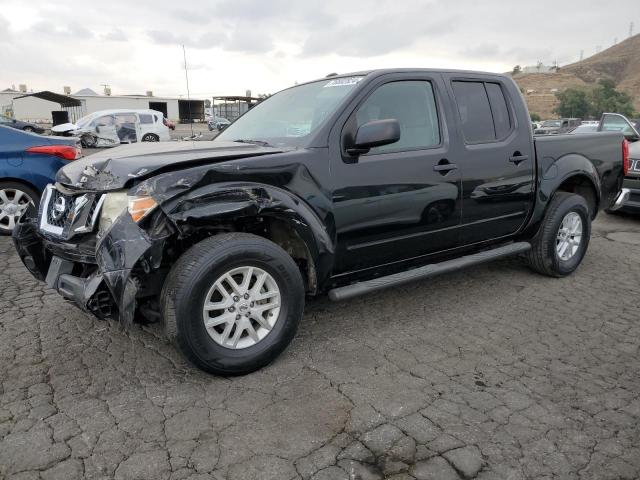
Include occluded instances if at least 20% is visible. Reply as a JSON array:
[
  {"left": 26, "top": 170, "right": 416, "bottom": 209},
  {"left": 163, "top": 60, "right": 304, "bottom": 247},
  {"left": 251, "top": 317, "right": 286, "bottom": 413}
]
[{"left": 1, "top": 213, "right": 639, "bottom": 480}]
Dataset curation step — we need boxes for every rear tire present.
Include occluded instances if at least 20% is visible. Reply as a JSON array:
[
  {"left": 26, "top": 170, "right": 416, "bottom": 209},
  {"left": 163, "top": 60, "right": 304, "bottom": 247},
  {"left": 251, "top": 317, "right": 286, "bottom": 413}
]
[
  {"left": 142, "top": 133, "right": 159, "bottom": 142},
  {"left": 527, "top": 192, "right": 591, "bottom": 277},
  {"left": 161, "top": 233, "right": 305, "bottom": 375},
  {"left": 22, "top": 126, "right": 34, "bottom": 133}
]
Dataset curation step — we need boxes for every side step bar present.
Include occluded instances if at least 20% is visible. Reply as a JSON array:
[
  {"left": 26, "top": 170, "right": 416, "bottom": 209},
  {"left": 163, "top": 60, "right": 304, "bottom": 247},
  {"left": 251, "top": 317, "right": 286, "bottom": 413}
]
[{"left": 328, "top": 242, "right": 531, "bottom": 302}]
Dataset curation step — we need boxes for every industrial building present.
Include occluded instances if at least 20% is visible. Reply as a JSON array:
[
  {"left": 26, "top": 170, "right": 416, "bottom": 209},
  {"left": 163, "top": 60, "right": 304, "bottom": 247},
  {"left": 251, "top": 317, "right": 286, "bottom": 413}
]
[{"left": 0, "top": 87, "right": 205, "bottom": 124}]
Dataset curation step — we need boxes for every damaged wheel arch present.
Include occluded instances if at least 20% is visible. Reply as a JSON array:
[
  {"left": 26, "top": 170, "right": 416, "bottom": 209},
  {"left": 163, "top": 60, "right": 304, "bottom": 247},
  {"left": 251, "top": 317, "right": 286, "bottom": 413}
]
[{"left": 140, "top": 174, "right": 336, "bottom": 295}]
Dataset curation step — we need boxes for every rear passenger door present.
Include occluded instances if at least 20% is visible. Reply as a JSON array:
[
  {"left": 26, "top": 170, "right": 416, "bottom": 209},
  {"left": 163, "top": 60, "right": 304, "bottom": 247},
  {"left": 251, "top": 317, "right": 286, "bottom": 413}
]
[
  {"left": 138, "top": 113, "right": 155, "bottom": 139},
  {"left": 444, "top": 76, "right": 534, "bottom": 244}
]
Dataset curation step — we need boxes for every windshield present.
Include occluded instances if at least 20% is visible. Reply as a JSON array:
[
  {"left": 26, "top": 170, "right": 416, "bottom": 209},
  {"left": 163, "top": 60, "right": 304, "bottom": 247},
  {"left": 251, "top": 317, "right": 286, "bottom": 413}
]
[
  {"left": 216, "top": 76, "right": 364, "bottom": 148},
  {"left": 542, "top": 120, "right": 562, "bottom": 127},
  {"left": 75, "top": 114, "right": 98, "bottom": 129}
]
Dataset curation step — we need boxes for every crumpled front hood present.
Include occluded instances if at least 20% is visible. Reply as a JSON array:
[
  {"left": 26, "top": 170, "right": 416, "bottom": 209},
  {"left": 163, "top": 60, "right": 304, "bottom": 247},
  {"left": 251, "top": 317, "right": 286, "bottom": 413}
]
[{"left": 56, "top": 140, "right": 284, "bottom": 191}]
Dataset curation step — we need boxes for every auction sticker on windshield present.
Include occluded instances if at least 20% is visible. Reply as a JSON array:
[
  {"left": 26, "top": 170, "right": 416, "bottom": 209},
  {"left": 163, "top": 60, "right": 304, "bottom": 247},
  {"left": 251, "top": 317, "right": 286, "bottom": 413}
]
[{"left": 324, "top": 77, "right": 364, "bottom": 88}]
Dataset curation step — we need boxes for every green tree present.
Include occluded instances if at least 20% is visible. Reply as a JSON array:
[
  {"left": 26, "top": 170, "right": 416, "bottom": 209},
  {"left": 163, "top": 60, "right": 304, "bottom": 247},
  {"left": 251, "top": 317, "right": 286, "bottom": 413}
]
[
  {"left": 554, "top": 88, "right": 590, "bottom": 118},
  {"left": 589, "top": 79, "right": 634, "bottom": 118},
  {"left": 530, "top": 112, "right": 541, "bottom": 122}
]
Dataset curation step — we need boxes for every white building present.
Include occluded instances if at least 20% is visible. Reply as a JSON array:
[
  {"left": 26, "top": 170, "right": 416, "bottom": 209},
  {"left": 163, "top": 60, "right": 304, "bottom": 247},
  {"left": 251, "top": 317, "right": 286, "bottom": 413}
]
[{"left": 0, "top": 88, "right": 204, "bottom": 123}]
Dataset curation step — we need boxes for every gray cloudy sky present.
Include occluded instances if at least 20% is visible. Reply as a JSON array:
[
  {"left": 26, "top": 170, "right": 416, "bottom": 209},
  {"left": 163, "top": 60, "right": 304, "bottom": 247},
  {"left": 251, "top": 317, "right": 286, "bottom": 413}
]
[{"left": 0, "top": 0, "right": 636, "bottom": 98}]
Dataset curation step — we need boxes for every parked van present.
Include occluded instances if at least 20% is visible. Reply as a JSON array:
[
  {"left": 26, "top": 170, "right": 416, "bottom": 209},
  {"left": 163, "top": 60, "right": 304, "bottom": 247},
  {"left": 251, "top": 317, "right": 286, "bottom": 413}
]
[{"left": 51, "top": 109, "right": 170, "bottom": 147}]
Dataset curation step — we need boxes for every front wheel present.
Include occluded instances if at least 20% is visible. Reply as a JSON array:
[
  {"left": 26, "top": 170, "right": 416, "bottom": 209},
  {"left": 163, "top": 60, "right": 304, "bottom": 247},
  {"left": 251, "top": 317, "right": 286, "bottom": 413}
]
[
  {"left": 527, "top": 192, "right": 591, "bottom": 277},
  {"left": 161, "top": 233, "right": 305, "bottom": 375},
  {"left": 81, "top": 134, "right": 96, "bottom": 148}
]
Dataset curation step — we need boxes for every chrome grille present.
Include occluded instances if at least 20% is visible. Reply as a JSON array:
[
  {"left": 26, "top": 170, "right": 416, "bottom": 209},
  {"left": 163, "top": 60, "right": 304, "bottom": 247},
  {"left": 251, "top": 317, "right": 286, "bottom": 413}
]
[
  {"left": 46, "top": 189, "right": 74, "bottom": 228},
  {"left": 39, "top": 185, "right": 105, "bottom": 238}
]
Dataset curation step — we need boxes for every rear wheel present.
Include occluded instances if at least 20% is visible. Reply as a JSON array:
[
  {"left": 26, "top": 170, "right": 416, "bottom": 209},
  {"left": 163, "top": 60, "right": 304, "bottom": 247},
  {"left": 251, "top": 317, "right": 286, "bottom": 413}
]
[
  {"left": 161, "top": 233, "right": 305, "bottom": 375},
  {"left": 0, "top": 182, "right": 39, "bottom": 235},
  {"left": 142, "top": 133, "right": 159, "bottom": 142},
  {"left": 527, "top": 192, "right": 591, "bottom": 277}
]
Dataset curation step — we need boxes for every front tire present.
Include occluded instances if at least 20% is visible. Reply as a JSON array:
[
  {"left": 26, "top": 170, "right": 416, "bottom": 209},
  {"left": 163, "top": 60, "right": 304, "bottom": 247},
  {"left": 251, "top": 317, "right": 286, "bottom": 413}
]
[
  {"left": 161, "top": 233, "right": 305, "bottom": 375},
  {"left": 527, "top": 192, "right": 591, "bottom": 277},
  {"left": 81, "top": 134, "right": 97, "bottom": 148}
]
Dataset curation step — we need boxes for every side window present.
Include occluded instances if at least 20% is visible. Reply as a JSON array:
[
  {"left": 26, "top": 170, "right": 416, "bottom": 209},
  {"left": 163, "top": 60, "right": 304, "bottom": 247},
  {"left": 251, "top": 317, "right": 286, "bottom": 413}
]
[
  {"left": 485, "top": 83, "right": 512, "bottom": 139},
  {"left": 139, "top": 114, "right": 154, "bottom": 124},
  {"left": 116, "top": 113, "right": 136, "bottom": 125},
  {"left": 93, "top": 115, "right": 115, "bottom": 127},
  {"left": 452, "top": 81, "right": 494, "bottom": 143},
  {"left": 355, "top": 81, "right": 440, "bottom": 154}
]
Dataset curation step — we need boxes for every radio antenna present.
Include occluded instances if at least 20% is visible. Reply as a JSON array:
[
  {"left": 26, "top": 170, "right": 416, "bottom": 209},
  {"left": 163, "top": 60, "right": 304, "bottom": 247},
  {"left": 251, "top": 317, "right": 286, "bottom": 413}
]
[{"left": 182, "top": 45, "right": 194, "bottom": 138}]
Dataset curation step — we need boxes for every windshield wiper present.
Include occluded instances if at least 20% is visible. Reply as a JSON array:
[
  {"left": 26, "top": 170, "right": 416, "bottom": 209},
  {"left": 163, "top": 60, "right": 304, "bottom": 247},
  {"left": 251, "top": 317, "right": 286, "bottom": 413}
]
[{"left": 232, "top": 139, "right": 272, "bottom": 147}]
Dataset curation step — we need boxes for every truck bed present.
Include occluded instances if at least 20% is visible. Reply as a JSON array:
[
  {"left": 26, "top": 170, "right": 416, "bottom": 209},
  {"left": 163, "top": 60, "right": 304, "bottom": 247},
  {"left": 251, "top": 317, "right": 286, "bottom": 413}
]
[{"left": 533, "top": 131, "right": 624, "bottom": 210}]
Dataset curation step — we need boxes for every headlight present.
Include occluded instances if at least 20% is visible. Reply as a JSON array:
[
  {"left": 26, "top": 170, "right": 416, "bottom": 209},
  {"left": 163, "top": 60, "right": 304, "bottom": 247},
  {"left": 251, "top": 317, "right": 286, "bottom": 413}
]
[
  {"left": 128, "top": 195, "right": 158, "bottom": 222},
  {"left": 98, "top": 191, "right": 158, "bottom": 237},
  {"left": 98, "top": 191, "right": 128, "bottom": 237}
]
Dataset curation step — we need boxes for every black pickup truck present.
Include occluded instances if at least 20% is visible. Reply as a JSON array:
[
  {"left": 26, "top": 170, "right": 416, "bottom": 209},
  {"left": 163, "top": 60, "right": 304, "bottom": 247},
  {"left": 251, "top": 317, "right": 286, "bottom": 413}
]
[{"left": 14, "top": 69, "right": 629, "bottom": 375}]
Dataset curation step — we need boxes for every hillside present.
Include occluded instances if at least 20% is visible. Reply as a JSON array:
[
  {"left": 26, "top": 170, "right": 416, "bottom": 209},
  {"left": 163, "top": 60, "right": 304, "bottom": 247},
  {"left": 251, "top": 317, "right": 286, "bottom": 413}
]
[{"left": 511, "top": 34, "right": 640, "bottom": 119}]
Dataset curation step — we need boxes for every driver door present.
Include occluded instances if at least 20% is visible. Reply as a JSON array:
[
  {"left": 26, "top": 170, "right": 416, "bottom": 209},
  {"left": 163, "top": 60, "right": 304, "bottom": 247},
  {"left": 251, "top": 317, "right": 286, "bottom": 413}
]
[
  {"left": 93, "top": 115, "right": 119, "bottom": 145},
  {"left": 330, "top": 75, "right": 462, "bottom": 274}
]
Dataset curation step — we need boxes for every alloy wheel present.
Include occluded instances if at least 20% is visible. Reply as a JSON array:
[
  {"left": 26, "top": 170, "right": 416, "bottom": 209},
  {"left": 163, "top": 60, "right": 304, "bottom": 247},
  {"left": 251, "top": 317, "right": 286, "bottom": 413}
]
[
  {"left": 556, "top": 211, "right": 583, "bottom": 261},
  {"left": 0, "top": 188, "right": 33, "bottom": 232},
  {"left": 202, "top": 266, "right": 281, "bottom": 349}
]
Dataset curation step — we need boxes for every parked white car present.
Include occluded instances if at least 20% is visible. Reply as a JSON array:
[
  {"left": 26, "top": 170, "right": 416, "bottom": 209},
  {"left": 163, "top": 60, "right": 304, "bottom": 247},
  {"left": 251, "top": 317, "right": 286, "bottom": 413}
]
[{"left": 51, "top": 109, "right": 170, "bottom": 147}]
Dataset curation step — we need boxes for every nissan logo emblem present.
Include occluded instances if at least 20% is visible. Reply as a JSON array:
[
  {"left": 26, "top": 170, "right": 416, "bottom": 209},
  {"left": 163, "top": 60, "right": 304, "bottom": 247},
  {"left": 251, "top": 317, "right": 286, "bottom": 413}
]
[{"left": 51, "top": 196, "right": 66, "bottom": 221}]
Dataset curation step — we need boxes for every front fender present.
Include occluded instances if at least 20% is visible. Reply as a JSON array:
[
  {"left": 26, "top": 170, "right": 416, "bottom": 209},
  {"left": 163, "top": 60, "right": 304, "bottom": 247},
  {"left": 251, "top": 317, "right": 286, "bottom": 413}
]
[{"left": 132, "top": 165, "right": 336, "bottom": 289}]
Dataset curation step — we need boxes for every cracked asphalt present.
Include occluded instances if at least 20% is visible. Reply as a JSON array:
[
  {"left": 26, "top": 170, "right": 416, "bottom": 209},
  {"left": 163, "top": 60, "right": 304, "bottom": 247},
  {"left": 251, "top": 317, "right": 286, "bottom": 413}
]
[{"left": 1, "top": 213, "right": 639, "bottom": 480}]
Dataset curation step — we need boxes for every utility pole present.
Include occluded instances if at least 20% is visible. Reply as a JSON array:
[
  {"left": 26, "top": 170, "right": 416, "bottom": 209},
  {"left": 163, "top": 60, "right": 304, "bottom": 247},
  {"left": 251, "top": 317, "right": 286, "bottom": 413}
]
[
  {"left": 579, "top": 50, "right": 584, "bottom": 61},
  {"left": 630, "top": 21, "right": 634, "bottom": 38},
  {"left": 182, "top": 45, "right": 194, "bottom": 138}
]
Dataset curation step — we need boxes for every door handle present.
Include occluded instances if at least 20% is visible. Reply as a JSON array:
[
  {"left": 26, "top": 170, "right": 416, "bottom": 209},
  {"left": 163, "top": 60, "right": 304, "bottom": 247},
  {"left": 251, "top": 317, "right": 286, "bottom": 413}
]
[
  {"left": 509, "top": 154, "right": 529, "bottom": 165},
  {"left": 433, "top": 162, "right": 458, "bottom": 173}
]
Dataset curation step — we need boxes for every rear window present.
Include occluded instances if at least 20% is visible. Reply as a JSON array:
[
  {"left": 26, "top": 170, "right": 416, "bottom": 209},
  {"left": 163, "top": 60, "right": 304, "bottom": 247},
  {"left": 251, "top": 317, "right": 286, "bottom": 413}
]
[
  {"left": 139, "top": 114, "right": 154, "bottom": 124},
  {"left": 485, "top": 83, "right": 511, "bottom": 139},
  {"left": 452, "top": 81, "right": 495, "bottom": 143},
  {"left": 452, "top": 80, "right": 513, "bottom": 143}
]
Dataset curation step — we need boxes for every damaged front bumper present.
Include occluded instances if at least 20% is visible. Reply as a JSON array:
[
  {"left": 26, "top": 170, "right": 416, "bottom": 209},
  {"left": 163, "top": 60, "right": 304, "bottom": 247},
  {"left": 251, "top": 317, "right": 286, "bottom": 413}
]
[{"left": 13, "top": 212, "right": 167, "bottom": 327}]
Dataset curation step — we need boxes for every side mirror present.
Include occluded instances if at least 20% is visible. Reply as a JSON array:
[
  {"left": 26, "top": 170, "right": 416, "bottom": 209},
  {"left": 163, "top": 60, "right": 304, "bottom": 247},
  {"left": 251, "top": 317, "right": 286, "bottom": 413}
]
[{"left": 347, "top": 119, "right": 400, "bottom": 156}]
